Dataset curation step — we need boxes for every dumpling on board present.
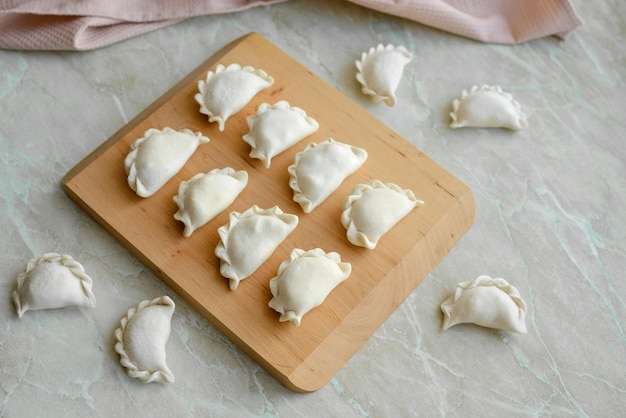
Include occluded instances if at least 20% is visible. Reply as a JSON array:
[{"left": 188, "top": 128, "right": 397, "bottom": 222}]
[
  {"left": 341, "top": 180, "right": 423, "bottom": 249},
  {"left": 215, "top": 205, "right": 298, "bottom": 290},
  {"left": 114, "top": 296, "right": 176, "bottom": 383},
  {"left": 268, "top": 248, "right": 351, "bottom": 327},
  {"left": 173, "top": 167, "right": 248, "bottom": 237},
  {"left": 355, "top": 44, "right": 412, "bottom": 107},
  {"left": 124, "top": 127, "right": 210, "bottom": 198},
  {"left": 449, "top": 85, "right": 528, "bottom": 130},
  {"left": 288, "top": 138, "right": 367, "bottom": 213},
  {"left": 12, "top": 253, "right": 96, "bottom": 318},
  {"left": 194, "top": 63, "right": 274, "bottom": 131},
  {"left": 440, "top": 275, "right": 527, "bottom": 333},
  {"left": 243, "top": 101, "right": 319, "bottom": 168}
]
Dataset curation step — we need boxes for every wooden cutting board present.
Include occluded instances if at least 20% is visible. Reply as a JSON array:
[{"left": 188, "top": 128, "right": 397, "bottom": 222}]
[{"left": 63, "top": 33, "right": 475, "bottom": 392}]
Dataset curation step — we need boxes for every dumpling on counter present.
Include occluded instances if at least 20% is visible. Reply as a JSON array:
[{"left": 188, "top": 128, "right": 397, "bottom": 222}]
[
  {"left": 450, "top": 85, "right": 528, "bottom": 130},
  {"left": 243, "top": 101, "right": 319, "bottom": 168},
  {"left": 124, "top": 127, "right": 209, "bottom": 198},
  {"left": 215, "top": 205, "right": 298, "bottom": 290},
  {"left": 288, "top": 138, "right": 367, "bottom": 213},
  {"left": 195, "top": 63, "right": 274, "bottom": 131},
  {"left": 440, "top": 275, "right": 528, "bottom": 334},
  {"left": 341, "top": 180, "right": 423, "bottom": 249},
  {"left": 12, "top": 253, "right": 96, "bottom": 318},
  {"left": 114, "top": 296, "right": 176, "bottom": 383},
  {"left": 173, "top": 167, "right": 248, "bottom": 237},
  {"left": 268, "top": 248, "right": 351, "bottom": 327},
  {"left": 355, "top": 44, "right": 412, "bottom": 107}
]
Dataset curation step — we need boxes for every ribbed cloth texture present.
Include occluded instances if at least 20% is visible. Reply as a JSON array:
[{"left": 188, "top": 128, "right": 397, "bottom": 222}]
[
  {"left": 0, "top": 0, "right": 582, "bottom": 50},
  {"left": 348, "top": 0, "right": 583, "bottom": 43}
]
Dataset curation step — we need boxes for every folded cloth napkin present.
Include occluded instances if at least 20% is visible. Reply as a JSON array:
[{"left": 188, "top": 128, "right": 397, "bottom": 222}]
[
  {"left": 0, "top": 0, "right": 582, "bottom": 51},
  {"left": 0, "top": 0, "right": 288, "bottom": 50},
  {"left": 350, "top": 0, "right": 583, "bottom": 43}
]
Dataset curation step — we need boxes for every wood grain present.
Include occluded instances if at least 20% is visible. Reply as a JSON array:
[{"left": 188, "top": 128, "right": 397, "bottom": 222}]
[{"left": 63, "top": 33, "right": 475, "bottom": 392}]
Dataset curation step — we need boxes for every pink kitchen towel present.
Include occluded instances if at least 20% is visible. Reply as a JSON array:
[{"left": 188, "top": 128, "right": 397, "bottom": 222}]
[
  {"left": 351, "top": 0, "right": 583, "bottom": 43},
  {"left": 0, "top": 0, "right": 583, "bottom": 51}
]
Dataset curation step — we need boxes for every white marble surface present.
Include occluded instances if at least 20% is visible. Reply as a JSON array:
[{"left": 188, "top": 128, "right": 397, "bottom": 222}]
[{"left": 1, "top": 1, "right": 624, "bottom": 416}]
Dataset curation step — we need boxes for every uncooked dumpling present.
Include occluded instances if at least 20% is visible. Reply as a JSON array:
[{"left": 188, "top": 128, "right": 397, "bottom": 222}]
[
  {"left": 124, "top": 127, "right": 210, "bottom": 198},
  {"left": 243, "top": 101, "right": 319, "bottom": 168},
  {"left": 449, "top": 85, "right": 528, "bottom": 130},
  {"left": 12, "top": 253, "right": 96, "bottom": 318},
  {"left": 195, "top": 63, "right": 274, "bottom": 131},
  {"left": 341, "top": 180, "right": 423, "bottom": 249},
  {"left": 355, "top": 44, "right": 412, "bottom": 107},
  {"left": 288, "top": 138, "right": 367, "bottom": 213},
  {"left": 173, "top": 167, "right": 248, "bottom": 237},
  {"left": 114, "top": 296, "right": 176, "bottom": 383},
  {"left": 440, "top": 275, "right": 527, "bottom": 333},
  {"left": 268, "top": 248, "right": 351, "bottom": 327},
  {"left": 215, "top": 206, "right": 299, "bottom": 290}
]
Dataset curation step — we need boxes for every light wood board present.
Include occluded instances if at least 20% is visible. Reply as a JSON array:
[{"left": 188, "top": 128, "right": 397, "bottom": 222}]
[{"left": 63, "top": 33, "right": 475, "bottom": 392}]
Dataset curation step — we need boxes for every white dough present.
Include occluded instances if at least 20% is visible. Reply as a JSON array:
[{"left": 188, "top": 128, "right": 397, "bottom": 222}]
[
  {"left": 243, "top": 101, "right": 319, "bottom": 168},
  {"left": 450, "top": 85, "right": 528, "bottom": 130},
  {"left": 124, "top": 127, "right": 210, "bottom": 198},
  {"left": 341, "top": 180, "right": 423, "bottom": 249},
  {"left": 173, "top": 167, "right": 248, "bottom": 237},
  {"left": 114, "top": 296, "right": 176, "bottom": 383},
  {"left": 289, "top": 138, "right": 368, "bottom": 213},
  {"left": 440, "top": 275, "right": 527, "bottom": 333},
  {"left": 355, "top": 44, "right": 412, "bottom": 107},
  {"left": 268, "top": 248, "right": 351, "bottom": 327},
  {"left": 195, "top": 63, "right": 274, "bottom": 131},
  {"left": 215, "top": 205, "right": 299, "bottom": 290},
  {"left": 12, "top": 253, "right": 96, "bottom": 318}
]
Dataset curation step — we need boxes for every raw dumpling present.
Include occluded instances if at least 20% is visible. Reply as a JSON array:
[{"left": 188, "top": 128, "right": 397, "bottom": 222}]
[
  {"left": 215, "top": 205, "right": 299, "bottom": 290},
  {"left": 114, "top": 296, "right": 176, "bottom": 383},
  {"left": 195, "top": 63, "right": 274, "bottom": 131},
  {"left": 173, "top": 167, "right": 248, "bottom": 237},
  {"left": 125, "top": 127, "right": 210, "bottom": 198},
  {"left": 288, "top": 138, "right": 368, "bottom": 213},
  {"left": 440, "top": 275, "right": 527, "bottom": 333},
  {"left": 268, "top": 248, "right": 351, "bottom": 327},
  {"left": 355, "top": 44, "right": 412, "bottom": 107},
  {"left": 341, "top": 180, "right": 423, "bottom": 249},
  {"left": 12, "top": 253, "right": 96, "bottom": 318},
  {"left": 449, "top": 85, "right": 528, "bottom": 130},
  {"left": 243, "top": 101, "right": 319, "bottom": 168}
]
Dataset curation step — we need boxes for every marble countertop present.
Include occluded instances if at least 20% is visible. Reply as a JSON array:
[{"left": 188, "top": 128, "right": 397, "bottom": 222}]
[{"left": 1, "top": 1, "right": 624, "bottom": 416}]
